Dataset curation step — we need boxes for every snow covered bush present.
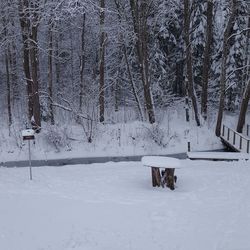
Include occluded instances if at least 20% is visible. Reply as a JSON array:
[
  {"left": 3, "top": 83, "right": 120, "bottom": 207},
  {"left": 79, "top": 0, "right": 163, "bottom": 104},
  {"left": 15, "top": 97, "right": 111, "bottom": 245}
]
[
  {"left": 44, "top": 126, "right": 71, "bottom": 152},
  {"left": 143, "top": 124, "right": 167, "bottom": 148},
  {"left": 143, "top": 123, "right": 178, "bottom": 148}
]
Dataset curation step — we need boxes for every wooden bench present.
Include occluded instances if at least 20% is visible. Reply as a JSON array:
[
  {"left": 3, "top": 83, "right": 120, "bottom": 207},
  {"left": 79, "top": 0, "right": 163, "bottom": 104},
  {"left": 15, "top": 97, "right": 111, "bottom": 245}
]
[
  {"left": 187, "top": 152, "right": 250, "bottom": 161},
  {"left": 141, "top": 156, "right": 181, "bottom": 190}
]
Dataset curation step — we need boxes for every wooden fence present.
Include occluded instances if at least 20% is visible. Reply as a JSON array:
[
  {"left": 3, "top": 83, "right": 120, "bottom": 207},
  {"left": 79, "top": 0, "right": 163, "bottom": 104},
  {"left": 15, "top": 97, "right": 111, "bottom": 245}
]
[{"left": 222, "top": 125, "right": 250, "bottom": 154}]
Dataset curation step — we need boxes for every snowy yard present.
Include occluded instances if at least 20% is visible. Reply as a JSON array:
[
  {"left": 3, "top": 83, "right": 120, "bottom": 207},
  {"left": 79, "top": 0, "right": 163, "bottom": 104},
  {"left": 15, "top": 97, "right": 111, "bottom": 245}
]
[{"left": 0, "top": 160, "right": 250, "bottom": 250}]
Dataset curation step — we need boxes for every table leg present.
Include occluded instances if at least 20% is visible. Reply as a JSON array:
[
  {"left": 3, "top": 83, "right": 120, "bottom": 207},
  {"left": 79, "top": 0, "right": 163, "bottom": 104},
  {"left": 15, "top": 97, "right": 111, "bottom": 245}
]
[{"left": 151, "top": 167, "right": 161, "bottom": 187}]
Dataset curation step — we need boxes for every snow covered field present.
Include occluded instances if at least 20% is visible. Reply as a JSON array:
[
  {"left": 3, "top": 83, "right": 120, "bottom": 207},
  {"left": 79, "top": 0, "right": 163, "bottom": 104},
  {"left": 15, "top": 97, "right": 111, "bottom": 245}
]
[{"left": 1, "top": 160, "right": 250, "bottom": 250}]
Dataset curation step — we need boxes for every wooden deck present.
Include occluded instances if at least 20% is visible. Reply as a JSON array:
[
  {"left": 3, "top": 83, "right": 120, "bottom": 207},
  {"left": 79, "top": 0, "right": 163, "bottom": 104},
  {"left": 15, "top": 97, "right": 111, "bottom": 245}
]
[
  {"left": 220, "top": 124, "right": 250, "bottom": 154},
  {"left": 187, "top": 151, "right": 249, "bottom": 161}
]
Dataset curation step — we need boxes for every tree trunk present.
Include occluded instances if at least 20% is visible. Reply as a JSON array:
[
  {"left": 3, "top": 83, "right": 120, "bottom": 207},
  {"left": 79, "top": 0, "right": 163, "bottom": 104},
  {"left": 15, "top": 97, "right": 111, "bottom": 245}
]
[
  {"left": 10, "top": 32, "right": 18, "bottom": 105},
  {"left": 114, "top": 78, "right": 119, "bottom": 112},
  {"left": 99, "top": 0, "right": 105, "bottom": 123},
  {"left": 242, "top": 17, "right": 250, "bottom": 91},
  {"left": 201, "top": 0, "right": 213, "bottom": 120},
  {"left": 175, "top": 60, "right": 185, "bottom": 96},
  {"left": 48, "top": 19, "right": 54, "bottom": 125},
  {"left": 114, "top": 0, "right": 144, "bottom": 120},
  {"left": 123, "top": 43, "right": 144, "bottom": 121},
  {"left": 185, "top": 80, "right": 190, "bottom": 122},
  {"left": 30, "top": 22, "right": 41, "bottom": 129},
  {"left": 215, "top": 0, "right": 237, "bottom": 137},
  {"left": 163, "top": 168, "right": 176, "bottom": 190},
  {"left": 151, "top": 167, "right": 161, "bottom": 187},
  {"left": 130, "top": 0, "right": 155, "bottom": 124},
  {"left": 54, "top": 26, "right": 60, "bottom": 92},
  {"left": 236, "top": 79, "right": 250, "bottom": 133},
  {"left": 2, "top": 15, "right": 12, "bottom": 133},
  {"left": 19, "top": 0, "right": 33, "bottom": 121},
  {"left": 5, "top": 50, "right": 12, "bottom": 134},
  {"left": 183, "top": 0, "right": 200, "bottom": 126},
  {"left": 19, "top": 0, "right": 41, "bottom": 129},
  {"left": 79, "top": 13, "right": 86, "bottom": 112},
  {"left": 8, "top": 39, "right": 18, "bottom": 105}
]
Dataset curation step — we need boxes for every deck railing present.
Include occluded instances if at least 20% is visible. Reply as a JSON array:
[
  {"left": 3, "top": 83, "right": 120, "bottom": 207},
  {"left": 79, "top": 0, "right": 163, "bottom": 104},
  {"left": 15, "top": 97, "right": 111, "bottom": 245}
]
[{"left": 222, "top": 124, "right": 250, "bottom": 154}]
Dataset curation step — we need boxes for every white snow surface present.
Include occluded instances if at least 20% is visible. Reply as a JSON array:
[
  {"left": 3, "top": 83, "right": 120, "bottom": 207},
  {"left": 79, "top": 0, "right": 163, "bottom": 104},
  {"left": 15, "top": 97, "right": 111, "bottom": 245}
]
[
  {"left": 21, "top": 129, "right": 35, "bottom": 137},
  {"left": 141, "top": 156, "right": 181, "bottom": 168},
  {"left": 1, "top": 160, "right": 250, "bottom": 250}
]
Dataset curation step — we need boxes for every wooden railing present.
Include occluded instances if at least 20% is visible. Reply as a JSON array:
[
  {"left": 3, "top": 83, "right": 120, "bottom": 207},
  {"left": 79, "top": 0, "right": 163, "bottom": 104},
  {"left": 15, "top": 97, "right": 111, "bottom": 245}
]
[{"left": 222, "top": 124, "right": 250, "bottom": 154}]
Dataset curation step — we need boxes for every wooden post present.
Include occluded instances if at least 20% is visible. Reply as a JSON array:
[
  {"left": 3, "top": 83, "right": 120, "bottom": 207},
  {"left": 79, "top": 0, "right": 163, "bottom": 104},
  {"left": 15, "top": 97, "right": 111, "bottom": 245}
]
[
  {"left": 247, "top": 125, "right": 249, "bottom": 137},
  {"left": 222, "top": 124, "right": 225, "bottom": 137},
  {"left": 227, "top": 127, "right": 230, "bottom": 140},
  {"left": 247, "top": 140, "right": 250, "bottom": 154},
  {"left": 151, "top": 167, "right": 161, "bottom": 187},
  {"left": 233, "top": 131, "right": 236, "bottom": 145},
  {"left": 28, "top": 140, "right": 32, "bottom": 180},
  {"left": 164, "top": 168, "right": 175, "bottom": 190},
  {"left": 187, "top": 141, "right": 191, "bottom": 152},
  {"left": 240, "top": 136, "right": 242, "bottom": 150}
]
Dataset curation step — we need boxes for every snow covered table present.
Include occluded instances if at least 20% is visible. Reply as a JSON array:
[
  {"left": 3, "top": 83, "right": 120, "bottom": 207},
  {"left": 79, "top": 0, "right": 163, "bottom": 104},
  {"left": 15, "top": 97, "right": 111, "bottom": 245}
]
[{"left": 141, "top": 156, "right": 181, "bottom": 190}]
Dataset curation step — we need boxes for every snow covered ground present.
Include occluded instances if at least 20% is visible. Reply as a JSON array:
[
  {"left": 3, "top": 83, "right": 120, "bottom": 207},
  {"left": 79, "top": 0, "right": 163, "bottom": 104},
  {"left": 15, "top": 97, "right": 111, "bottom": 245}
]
[
  {"left": 0, "top": 109, "right": 223, "bottom": 163},
  {"left": 1, "top": 159, "right": 250, "bottom": 250}
]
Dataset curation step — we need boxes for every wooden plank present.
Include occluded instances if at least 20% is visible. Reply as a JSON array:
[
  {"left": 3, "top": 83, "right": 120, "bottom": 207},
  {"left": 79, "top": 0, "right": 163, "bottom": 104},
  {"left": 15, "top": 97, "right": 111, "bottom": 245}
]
[{"left": 187, "top": 151, "right": 249, "bottom": 161}]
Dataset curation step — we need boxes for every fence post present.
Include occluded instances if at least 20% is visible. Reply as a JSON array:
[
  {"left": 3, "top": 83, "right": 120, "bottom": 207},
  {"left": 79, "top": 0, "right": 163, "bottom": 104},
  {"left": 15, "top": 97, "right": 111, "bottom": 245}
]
[
  {"left": 247, "top": 140, "right": 250, "bottom": 154},
  {"left": 233, "top": 131, "right": 236, "bottom": 145},
  {"left": 240, "top": 137, "right": 242, "bottom": 150},
  {"left": 247, "top": 125, "right": 249, "bottom": 137},
  {"left": 187, "top": 141, "right": 191, "bottom": 152},
  {"left": 222, "top": 125, "right": 225, "bottom": 137},
  {"left": 227, "top": 127, "right": 230, "bottom": 140}
]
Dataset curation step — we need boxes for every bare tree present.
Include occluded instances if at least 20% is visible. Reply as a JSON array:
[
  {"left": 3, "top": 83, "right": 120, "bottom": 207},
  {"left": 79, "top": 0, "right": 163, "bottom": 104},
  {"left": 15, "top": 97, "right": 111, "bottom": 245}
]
[
  {"left": 2, "top": 9, "right": 13, "bottom": 133},
  {"left": 215, "top": 0, "right": 237, "bottom": 137},
  {"left": 201, "top": 0, "right": 213, "bottom": 120},
  {"left": 79, "top": 12, "right": 86, "bottom": 112},
  {"left": 183, "top": 0, "right": 200, "bottom": 126},
  {"left": 236, "top": 79, "right": 250, "bottom": 133},
  {"left": 18, "top": 0, "right": 41, "bottom": 129},
  {"left": 99, "top": 0, "right": 106, "bottom": 123},
  {"left": 48, "top": 18, "right": 54, "bottom": 125},
  {"left": 114, "top": 0, "right": 144, "bottom": 121},
  {"left": 129, "top": 0, "right": 155, "bottom": 124},
  {"left": 243, "top": 16, "right": 250, "bottom": 89}
]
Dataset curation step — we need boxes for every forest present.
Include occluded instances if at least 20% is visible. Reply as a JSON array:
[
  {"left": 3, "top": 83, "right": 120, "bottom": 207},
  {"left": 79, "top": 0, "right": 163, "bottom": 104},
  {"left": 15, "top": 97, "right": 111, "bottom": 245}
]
[{"left": 0, "top": 0, "right": 249, "bottom": 145}]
